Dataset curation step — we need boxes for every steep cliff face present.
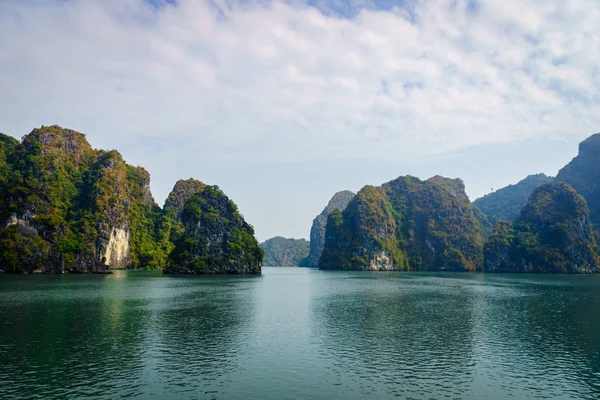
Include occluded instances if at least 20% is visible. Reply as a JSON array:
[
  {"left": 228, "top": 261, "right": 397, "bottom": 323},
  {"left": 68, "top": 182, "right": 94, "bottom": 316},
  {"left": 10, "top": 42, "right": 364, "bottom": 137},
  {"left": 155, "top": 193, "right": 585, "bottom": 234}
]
[
  {"left": 0, "top": 126, "right": 162, "bottom": 273},
  {"left": 85, "top": 150, "right": 159, "bottom": 269},
  {"left": 473, "top": 174, "right": 554, "bottom": 223},
  {"left": 103, "top": 227, "right": 131, "bottom": 268},
  {"left": 88, "top": 151, "right": 132, "bottom": 269},
  {"left": 556, "top": 133, "right": 600, "bottom": 228},
  {"left": 260, "top": 236, "right": 310, "bottom": 266},
  {"left": 163, "top": 178, "right": 206, "bottom": 219},
  {"left": 308, "top": 190, "right": 355, "bottom": 267},
  {"left": 484, "top": 183, "right": 600, "bottom": 273},
  {"left": 320, "top": 176, "right": 484, "bottom": 271},
  {"left": 165, "top": 183, "right": 263, "bottom": 274}
]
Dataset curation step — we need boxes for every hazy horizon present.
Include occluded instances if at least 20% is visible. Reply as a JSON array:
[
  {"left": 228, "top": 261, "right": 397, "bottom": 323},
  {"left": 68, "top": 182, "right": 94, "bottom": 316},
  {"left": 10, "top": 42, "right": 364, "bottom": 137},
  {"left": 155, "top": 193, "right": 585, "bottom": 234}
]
[{"left": 1, "top": 0, "right": 598, "bottom": 241}]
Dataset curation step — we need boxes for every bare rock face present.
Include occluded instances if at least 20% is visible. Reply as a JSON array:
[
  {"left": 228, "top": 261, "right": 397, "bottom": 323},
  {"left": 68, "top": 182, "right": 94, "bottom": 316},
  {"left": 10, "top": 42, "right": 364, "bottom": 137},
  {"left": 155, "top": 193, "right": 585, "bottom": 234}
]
[
  {"left": 103, "top": 227, "right": 131, "bottom": 268},
  {"left": 23, "top": 125, "right": 93, "bottom": 162},
  {"left": 308, "top": 190, "right": 355, "bottom": 267}
]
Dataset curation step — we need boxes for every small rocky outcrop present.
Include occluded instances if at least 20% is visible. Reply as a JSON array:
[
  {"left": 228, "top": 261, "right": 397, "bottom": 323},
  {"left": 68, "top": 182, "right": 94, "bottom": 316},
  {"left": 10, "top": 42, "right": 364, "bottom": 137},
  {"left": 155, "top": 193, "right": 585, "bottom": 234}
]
[
  {"left": 484, "top": 183, "right": 600, "bottom": 273},
  {"left": 308, "top": 190, "right": 355, "bottom": 267},
  {"left": 165, "top": 182, "right": 263, "bottom": 274},
  {"left": 319, "top": 176, "right": 484, "bottom": 271},
  {"left": 260, "top": 236, "right": 310, "bottom": 267}
]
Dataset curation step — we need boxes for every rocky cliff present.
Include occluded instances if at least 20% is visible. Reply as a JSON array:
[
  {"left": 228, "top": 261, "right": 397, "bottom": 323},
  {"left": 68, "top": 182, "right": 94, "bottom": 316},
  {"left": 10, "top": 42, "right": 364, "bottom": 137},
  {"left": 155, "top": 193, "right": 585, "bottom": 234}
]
[
  {"left": 484, "top": 183, "right": 600, "bottom": 273},
  {"left": 555, "top": 133, "right": 600, "bottom": 228},
  {"left": 165, "top": 183, "right": 263, "bottom": 274},
  {"left": 473, "top": 174, "right": 554, "bottom": 223},
  {"left": 0, "top": 126, "right": 166, "bottom": 273},
  {"left": 320, "top": 176, "right": 484, "bottom": 271},
  {"left": 260, "top": 236, "right": 310, "bottom": 266},
  {"left": 164, "top": 178, "right": 206, "bottom": 220},
  {"left": 0, "top": 126, "right": 261, "bottom": 274},
  {"left": 308, "top": 190, "right": 355, "bottom": 267}
]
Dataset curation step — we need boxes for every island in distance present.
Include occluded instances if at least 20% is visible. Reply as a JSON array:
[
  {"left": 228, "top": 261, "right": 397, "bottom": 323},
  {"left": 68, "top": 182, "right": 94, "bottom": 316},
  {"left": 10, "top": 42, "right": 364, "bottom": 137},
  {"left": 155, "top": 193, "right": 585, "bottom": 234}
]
[
  {"left": 259, "top": 236, "right": 310, "bottom": 267},
  {"left": 259, "top": 190, "right": 355, "bottom": 267}
]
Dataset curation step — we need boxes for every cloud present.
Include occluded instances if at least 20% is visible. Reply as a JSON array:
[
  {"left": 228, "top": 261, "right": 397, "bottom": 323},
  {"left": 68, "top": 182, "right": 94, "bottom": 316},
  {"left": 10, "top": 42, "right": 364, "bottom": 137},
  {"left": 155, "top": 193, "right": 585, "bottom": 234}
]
[{"left": 0, "top": 0, "right": 599, "bottom": 205}]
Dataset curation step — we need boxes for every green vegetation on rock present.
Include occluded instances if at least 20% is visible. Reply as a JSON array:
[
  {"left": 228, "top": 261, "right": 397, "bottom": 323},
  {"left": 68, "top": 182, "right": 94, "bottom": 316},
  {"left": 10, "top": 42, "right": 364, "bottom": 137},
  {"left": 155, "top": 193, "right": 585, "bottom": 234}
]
[
  {"left": 472, "top": 204, "right": 494, "bottom": 239},
  {"left": 320, "top": 176, "right": 484, "bottom": 271},
  {"left": 473, "top": 174, "right": 554, "bottom": 223},
  {"left": 4, "top": 126, "right": 600, "bottom": 276},
  {"left": 166, "top": 184, "right": 263, "bottom": 274},
  {"left": 0, "top": 126, "right": 261, "bottom": 274},
  {"left": 260, "top": 236, "right": 310, "bottom": 267},
  {"left": 484, "top": 183, "right": 600, "bottom": 273},
  {"left": 0, "top": 126, "right": 157, "bottom": 273},
  {"left": 164, "top": 178, "right": 206, "bottom": 219}
]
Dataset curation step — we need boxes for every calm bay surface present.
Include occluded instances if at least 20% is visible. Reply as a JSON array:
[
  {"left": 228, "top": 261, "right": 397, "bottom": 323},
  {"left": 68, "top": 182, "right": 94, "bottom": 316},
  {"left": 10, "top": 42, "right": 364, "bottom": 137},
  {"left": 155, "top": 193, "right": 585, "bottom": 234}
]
[{"left": 1, "top": 267, "right": 600, "bottom": 399}]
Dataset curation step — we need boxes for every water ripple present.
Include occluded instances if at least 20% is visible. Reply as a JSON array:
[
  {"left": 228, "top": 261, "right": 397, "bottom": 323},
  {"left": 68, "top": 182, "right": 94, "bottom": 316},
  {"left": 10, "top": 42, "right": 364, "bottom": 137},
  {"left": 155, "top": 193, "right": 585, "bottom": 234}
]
[{"left": 0, "top": 269, "right": 599, "bottom": 399}]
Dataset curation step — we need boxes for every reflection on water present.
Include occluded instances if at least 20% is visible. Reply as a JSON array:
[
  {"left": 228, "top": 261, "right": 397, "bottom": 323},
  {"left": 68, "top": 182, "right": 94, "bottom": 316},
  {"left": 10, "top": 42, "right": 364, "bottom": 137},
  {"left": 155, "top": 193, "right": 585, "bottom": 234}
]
[
  {"left": 143, "top": 277, "right": 255, "bottom": 398},
  {"left": 311, "top": 273, "right": 482, "bottom": 398},
  {"left": 0, "top": 269, "right": 599, "bottom": 399},
  {"left": 311, "top": 272, "right": 600, "bottom": 399},
  {"left": 0, "top": 272, "right": 148, "bottom": 399},
  {"left": 470, "top": 275, "right": 600, "bottom": 399},
  {"left": 0, "top": 272, "right": 257, "bottom": 400}
]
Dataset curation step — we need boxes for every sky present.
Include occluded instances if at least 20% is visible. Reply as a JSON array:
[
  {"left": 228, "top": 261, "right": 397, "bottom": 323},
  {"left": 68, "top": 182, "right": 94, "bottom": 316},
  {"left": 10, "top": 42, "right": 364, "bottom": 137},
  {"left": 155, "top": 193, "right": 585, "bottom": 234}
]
[{"left": 1, "top": 0, "right": 599, "bottom": 241}]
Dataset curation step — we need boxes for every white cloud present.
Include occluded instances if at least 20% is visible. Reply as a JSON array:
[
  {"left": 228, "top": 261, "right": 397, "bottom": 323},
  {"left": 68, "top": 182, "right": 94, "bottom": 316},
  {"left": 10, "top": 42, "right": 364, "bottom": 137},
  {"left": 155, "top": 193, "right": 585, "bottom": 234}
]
[{"left": 0, "top": 0, "right": 599, "bottom": 238}]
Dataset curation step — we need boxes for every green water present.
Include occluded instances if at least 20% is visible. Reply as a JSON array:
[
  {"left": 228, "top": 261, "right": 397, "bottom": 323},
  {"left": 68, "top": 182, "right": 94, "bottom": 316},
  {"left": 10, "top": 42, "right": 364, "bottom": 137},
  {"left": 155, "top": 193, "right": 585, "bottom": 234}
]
[{"left": 1, "top": 268, "right": 600, "bottom": 399}]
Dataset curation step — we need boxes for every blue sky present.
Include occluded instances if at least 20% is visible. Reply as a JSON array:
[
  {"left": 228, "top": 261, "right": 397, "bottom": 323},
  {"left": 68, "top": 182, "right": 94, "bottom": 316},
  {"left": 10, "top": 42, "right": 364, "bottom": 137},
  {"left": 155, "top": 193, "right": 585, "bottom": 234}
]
[{"left": 1, "top": 0, "right": 599, "bottom": 241}]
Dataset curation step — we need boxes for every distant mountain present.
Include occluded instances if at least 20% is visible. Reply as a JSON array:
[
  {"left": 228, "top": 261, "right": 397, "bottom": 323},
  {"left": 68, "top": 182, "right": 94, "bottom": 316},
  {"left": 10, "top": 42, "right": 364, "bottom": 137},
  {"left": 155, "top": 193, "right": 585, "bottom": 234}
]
[
  {"left": 473, "top": 174, "right": 554, "bottom": 223},
  {"left": 555, "top": 133, "right": 600, "bottom": 228},
  {"left": 320, "top": 176, "right": 484, "bottom": 271},
  {"left": 308, "top": 190, "right": 355, "bottom": 267},
  {"left": 484, "top": 183, "right": 599, "bottom": 273},
  {"left": 259, "top": 237, "right": 310, "bottom": 267}
]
